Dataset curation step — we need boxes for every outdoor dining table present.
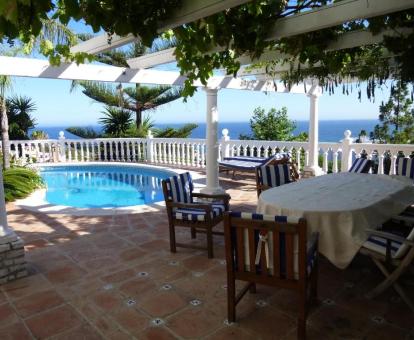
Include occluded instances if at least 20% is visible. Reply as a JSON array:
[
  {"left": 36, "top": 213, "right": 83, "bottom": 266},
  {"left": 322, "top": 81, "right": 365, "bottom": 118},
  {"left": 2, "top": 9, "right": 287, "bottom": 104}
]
[{"left": 256, "top": 172, "right": 414, "bottom": 269}]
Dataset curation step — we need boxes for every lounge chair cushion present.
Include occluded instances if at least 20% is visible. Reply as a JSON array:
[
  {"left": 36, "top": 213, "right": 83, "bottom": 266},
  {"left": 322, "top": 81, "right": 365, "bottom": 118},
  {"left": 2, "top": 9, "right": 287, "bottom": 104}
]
[
  {"left": 396, "top": 157, "right": 414, "bottom": 179},
  {"left": 229, "top": 212, "right": 318, "bottom": 277},
  {"left": 164, "top": 172, "right": 193, "bottom": 203},
  {"left": 173, "top": 203, "right": 226, "bottom": 221},
  {"left": 219, "top": 153, "right": 290, "bottom": 170},
  {"left": 257, "top": 163, "right": 292, "bottom": 187},
  {"left": 349, "top": 158, "right": 371, "bottom": 173}
]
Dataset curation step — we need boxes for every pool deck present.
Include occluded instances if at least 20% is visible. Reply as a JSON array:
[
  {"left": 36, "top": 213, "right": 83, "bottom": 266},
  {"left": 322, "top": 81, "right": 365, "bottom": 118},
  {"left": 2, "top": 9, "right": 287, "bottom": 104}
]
[{"left": 2, "top": 170, "right": 414, "bottom": 339}]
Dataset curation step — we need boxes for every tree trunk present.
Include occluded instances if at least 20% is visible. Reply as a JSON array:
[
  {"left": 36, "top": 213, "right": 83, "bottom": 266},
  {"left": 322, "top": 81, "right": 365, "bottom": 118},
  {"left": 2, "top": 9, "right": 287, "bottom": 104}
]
[
  {"left": 0, "top": 98, "right": 10, "bottom": 169},
  {"left": 135, "top": 83, "right": 142, "bottom": 129}
]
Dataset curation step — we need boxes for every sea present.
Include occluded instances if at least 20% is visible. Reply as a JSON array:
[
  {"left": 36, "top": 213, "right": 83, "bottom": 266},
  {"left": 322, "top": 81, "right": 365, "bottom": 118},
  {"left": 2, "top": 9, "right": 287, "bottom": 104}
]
[{"left": 32, "top": 119, "right": 378, "bottom": 142}]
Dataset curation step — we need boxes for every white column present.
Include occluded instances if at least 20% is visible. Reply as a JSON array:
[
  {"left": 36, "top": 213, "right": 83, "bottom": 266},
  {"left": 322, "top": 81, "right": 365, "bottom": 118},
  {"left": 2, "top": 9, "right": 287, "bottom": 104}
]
[
  {"left": 303, "top": 85, "right": 324, "bottom": 177},
  {"left": 201, "top": 88, "right": 224, "bottom": 194},
  {"left": 341, "top": 130, "right": 353, "bottom": 172}
]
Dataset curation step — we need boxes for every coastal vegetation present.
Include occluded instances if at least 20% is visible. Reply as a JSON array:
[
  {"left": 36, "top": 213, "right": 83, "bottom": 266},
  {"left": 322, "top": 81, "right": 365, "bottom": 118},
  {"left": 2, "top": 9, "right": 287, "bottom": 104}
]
[
  {"left": 3, "top": 167, "right": 43, "bottom": 202},
  {"left": 240, "top": 107, "right": 308, "bottom": 141}
]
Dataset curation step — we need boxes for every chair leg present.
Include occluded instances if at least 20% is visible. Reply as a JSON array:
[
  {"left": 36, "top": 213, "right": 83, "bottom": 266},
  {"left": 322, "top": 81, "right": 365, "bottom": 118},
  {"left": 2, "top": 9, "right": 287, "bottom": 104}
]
[
  {"left": 207, "top": 227, "right": 214, "bottom": 258},
  {"left": 169, "top": 223, "right": 176, "bottom": 253},
  {"left": 227, "top": 273, "right": 236, "bottom": 323},
  {"left": 191, "top": 227, "right": 196, "bottom": 239},
  {"left": 298, "top": 286, "right": 307, "bottom": 340}
]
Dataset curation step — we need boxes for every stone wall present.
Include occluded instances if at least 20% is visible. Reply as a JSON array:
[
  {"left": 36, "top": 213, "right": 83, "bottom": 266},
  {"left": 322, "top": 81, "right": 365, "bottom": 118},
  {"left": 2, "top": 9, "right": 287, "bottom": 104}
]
[{"left": 0, "top": 231, "right": 27, "bottom": 284}]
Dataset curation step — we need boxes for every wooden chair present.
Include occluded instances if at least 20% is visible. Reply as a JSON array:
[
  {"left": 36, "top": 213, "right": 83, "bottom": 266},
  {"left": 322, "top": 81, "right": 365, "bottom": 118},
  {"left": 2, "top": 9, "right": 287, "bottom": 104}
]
[
  {"left": 348, "top": 157, "right": 372, "bottom": 173},
  {"left": 224, "top": 211, "right": 319, "bottom": 339},
  {"left": 360, "top": 226, "right": 414, "bottom": 311},
  {"left": 255, "top": 162, "right": 298, "bottom": 197},
  {"left": 162, "top": 172, "right": 230, "bottom": 258}
]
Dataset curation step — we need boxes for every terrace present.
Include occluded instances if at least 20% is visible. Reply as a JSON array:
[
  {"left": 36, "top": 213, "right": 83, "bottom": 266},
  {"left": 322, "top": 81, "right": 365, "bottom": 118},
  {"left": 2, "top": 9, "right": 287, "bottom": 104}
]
[
  {"left": 1, "top": 0, "right": 414, "bottom": 339},
  {"left": 2, "top": 172, "right": 413, "bottom": 339}
]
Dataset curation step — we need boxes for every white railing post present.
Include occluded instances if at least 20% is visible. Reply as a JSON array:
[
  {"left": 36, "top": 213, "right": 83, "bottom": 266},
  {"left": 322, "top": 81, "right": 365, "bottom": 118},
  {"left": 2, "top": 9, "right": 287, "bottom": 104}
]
[
  {"left": 341, "top": 130, "right": 353, "bottom": 172},
  {"left": 221, "top": 128, "right": 231, "bottom": 160},
  {"left": 146, "top": 130, "right": 154, "bottom": 163}
]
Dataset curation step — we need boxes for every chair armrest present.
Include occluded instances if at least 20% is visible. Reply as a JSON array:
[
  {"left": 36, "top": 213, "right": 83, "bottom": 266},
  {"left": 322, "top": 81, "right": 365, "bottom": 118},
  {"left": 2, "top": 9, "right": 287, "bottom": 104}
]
[
  {"left": 167, "top": 202, "right": 212, "bottom": 211},
  {"left": 365, "top": 229, "right": 414, "bottom": 247},
  {"left": 192, "top": 192, "right": 230, "bottom": 200}
]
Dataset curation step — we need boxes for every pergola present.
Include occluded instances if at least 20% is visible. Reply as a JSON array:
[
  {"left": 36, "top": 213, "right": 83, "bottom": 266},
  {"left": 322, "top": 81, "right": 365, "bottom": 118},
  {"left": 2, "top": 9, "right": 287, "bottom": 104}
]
[{"left": 0, "top": 0, "right": 413, "bottom": 239}]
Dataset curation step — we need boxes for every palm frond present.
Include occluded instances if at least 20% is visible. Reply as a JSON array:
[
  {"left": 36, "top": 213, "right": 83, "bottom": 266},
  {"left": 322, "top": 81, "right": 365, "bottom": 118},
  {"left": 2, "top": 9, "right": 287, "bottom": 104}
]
[
  {"left": 78, "top": 81, "right": 127, "bottom": 108},
  {"left": 99, "top": 106, "right": 133, "bottom": 137}
]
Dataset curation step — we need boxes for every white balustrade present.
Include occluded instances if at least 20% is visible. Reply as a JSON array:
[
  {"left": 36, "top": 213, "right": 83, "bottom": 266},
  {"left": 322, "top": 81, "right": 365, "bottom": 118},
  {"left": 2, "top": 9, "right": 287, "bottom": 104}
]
[{"left": 7, "top": 130, "right": 414, "bottom": 176}]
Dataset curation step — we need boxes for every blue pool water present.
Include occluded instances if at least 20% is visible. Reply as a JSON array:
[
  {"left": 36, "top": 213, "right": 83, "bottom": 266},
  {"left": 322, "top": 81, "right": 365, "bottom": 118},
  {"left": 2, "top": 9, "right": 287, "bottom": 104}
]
[{"left": 39, "top": 165, "right": 173, "bottom": 208}]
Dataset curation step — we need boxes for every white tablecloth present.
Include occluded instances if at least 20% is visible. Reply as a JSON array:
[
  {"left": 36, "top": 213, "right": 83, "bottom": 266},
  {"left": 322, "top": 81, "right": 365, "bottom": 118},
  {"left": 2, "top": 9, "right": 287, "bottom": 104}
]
[{"left": 257, "top": 172, "right": 414, "bottom": 268}]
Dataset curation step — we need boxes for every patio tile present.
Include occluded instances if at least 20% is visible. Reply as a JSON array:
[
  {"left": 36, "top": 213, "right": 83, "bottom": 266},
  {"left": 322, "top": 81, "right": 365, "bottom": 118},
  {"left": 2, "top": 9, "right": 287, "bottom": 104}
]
[
  {"left": 205, "top": 325, "right": 255, "bottom": 340},
  {"left": 111, "top": 307, "right": 150, "bottom": 337},
  {"left": 119, "top": 277, "right": 157, "bottom": 300},
  {"left": 45, "top": 263, "right": 86, "bottom": 285},
  {"left": 101, "top": 268, "right": 135, "bottom": 284},
  {"left": 140, "top": 326, "right": 177, "bottom": 340},
  {"left": 2, "top": 274, "right": 52, "bottom": 300},
  {"left": 13, "top": 289, "right": 64, "bottom": 318},
  {"left": 25, "top": 238, "right": 51, "bottom": 251},
  {"left": 139, "top": 239, "right": 170, "bottom": 252},
  {"left": 0, "top": 321, "right": 32, "bottom": 339},
  {"left": 0, "top": 303, "right": 19, "bottom": 327},
  {"left": 90, "top": 291, "right": 123, "bottom": 312},
  {"left": 363, "top": 322, "right": 411, "bottom": 340},
  {"left": 181, "top": 254, "right": 218, "bottom": 272},
  {"left": 236, "top": 305, "right": 295, "bottom": 340},
  {"left": 119, "top": 247, "right": 147, "bottom": 262},
  {"left": 167, "top": 306, "right": 223, "bottom": 338},
  {"left": 139, "top": 291, "right": 187, "bottom": 317},
  {"left": 309, "top": 304, "right": 371, "bottom": 338},
  {"left": 48, "top": 324, "right": 103, "bottom": 340},
  {"left": 25, "top": 304, "right": 83, "bottom": 339}
]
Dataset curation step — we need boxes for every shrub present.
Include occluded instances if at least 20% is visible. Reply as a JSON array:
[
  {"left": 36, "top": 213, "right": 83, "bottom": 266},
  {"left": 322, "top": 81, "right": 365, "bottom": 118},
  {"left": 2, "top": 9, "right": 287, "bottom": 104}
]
[{"left": 3, "top": 167, "right": 44, "bottom": 202}]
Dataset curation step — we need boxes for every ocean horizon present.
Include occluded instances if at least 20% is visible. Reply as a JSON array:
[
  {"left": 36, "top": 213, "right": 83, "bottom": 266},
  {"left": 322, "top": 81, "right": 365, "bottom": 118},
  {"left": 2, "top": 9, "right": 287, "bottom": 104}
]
[{"left": 32, "top": 119, "right": 379, "bottom": 142}]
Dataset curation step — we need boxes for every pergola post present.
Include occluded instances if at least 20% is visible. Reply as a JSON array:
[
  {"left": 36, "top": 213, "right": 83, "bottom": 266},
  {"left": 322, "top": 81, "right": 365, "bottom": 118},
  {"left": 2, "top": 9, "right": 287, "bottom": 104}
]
[
  {"left": 303, "top": 85, "right": 324, "bottom": 177},
  {"left": 201, "top": 87, "right": 224, "bottom": 194}
]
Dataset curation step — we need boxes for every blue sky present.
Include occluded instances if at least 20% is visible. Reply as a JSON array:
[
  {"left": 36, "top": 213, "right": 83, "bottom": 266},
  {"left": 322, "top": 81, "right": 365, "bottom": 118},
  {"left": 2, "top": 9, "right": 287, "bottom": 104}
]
[{"left": 10, "top": 76, "right": 389, "bottom": 126}]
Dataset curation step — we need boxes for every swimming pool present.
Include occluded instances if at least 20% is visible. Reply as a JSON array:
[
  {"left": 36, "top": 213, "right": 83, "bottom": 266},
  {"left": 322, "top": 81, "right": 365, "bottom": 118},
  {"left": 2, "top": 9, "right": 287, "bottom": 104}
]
[{"left": 38, "top": 164, "right": 175, "bottom": 208}]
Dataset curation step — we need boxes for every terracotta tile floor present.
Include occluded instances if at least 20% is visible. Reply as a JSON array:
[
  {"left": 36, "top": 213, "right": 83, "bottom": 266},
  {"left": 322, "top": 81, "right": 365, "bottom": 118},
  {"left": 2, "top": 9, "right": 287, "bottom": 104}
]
[{"left": 2, "top": 171, "right": 414, "bottom": 339}]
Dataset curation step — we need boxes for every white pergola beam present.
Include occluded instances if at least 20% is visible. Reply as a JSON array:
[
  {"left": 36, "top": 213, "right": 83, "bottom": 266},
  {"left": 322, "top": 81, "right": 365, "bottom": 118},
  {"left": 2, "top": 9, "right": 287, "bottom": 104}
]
[
  {"left": 71, "top": 0, "right": 251, "bottom": 54},
  {"left": 267, "top": 0, "right": 414, "bottom": 40},
  {"left": 127, "top": 0, "right": 414, "bottom": 69},
  {"left": 0, "top": 56, "right": 308, "bottom": 94}
]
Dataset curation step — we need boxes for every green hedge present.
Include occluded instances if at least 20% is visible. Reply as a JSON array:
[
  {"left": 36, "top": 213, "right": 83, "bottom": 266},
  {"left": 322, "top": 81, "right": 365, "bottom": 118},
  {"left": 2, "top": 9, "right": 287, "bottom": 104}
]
[{"left": 3, "top": 167, "right": 44, "bottom": 202}]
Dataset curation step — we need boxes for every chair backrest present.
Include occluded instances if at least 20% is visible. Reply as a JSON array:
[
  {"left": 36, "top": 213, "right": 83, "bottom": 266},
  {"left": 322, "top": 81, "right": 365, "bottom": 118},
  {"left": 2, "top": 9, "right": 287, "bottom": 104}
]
[
  {"left": 396, "top": 157, "right": 414, "bottom": 179},
  {"left": 256, "top": 164, "right": 292, "bottom": 189},
  {"left": 224, "top": 211, "right": 310, "bottom": 282},
  {"left": 162, "top": 172, "right": 193, "bottom": 203},
  {"left": 349, "top": 158, "right": 371, "bottom": 173}
]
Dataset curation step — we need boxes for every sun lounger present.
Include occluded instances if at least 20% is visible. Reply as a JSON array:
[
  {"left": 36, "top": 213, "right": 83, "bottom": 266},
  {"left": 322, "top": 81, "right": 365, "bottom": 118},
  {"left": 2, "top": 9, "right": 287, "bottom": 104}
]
[{"left": 219, "top": 153, "right": 293, "bottom": 178}]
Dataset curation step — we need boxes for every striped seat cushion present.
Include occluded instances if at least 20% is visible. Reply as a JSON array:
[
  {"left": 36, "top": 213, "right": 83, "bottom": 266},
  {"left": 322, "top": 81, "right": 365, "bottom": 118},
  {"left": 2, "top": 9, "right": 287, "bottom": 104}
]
[
  {"left": 396, "top": 157, "right": 414, "bottom": 179},
  {"left": 230, "top": 212, "right": 317, "bottom": 277},
  {"left": 164, "top": 172, "right": 193, "bottom": 203},
  {"left": 363, "top": 227, "right": 414, "bottom": 259},
  {"left": 173, "top": 203, "right": 226, "bottom": 221},
  {"left": 219, "top": 153, "right": 291, "bottom": 170},
  {"left": 257, "top": 164, "right": 291, "bottom": 187},
  {"left": 349, "top": 158, "right": 371, "bottom": 173}
]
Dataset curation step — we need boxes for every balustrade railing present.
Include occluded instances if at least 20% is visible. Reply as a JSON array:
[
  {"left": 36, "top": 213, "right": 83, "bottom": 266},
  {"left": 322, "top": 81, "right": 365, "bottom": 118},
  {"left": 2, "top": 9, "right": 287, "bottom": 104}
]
[{"left": 8, "top": 130, "right": 414, "bottom": 175}]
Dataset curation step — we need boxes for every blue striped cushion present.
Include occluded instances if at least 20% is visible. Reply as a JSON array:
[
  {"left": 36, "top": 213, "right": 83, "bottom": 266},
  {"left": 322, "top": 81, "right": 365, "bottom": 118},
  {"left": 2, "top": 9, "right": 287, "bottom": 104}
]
[
  {"left": 349, "top": 158, "right": 371, "bottom": 173},
  {"left": 164, "top": 172, "right": 193, "bottom": 203},
  {"left": 396, "top": 157, "right": 414, "bottom": 179},
  {"left": 219, "top": 153, "right": 291, "bottom": 170},
  {"left": 257, "top": 164, "right": 291, "bottom": 187},
  {"left": 173, "top": 203, "right": 226, "bottom": 221},
  {"left": 229, "top": 212, "right": 316, "bottom": 277}
]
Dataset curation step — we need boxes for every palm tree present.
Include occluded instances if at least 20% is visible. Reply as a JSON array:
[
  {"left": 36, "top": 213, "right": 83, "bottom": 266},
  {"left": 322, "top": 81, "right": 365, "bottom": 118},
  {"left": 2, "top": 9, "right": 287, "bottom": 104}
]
[
  {"left": 99, "top": 106, "right": 133, "bottom": 137},
  {"left": 7, "top": 95, "right": 37, "bottom": 140},
  {"left": 0, "top": 76, "right": 12, "bottom": 169},
  {"left": 72, "top": 40, "right": 184, "bottom": 129}
]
